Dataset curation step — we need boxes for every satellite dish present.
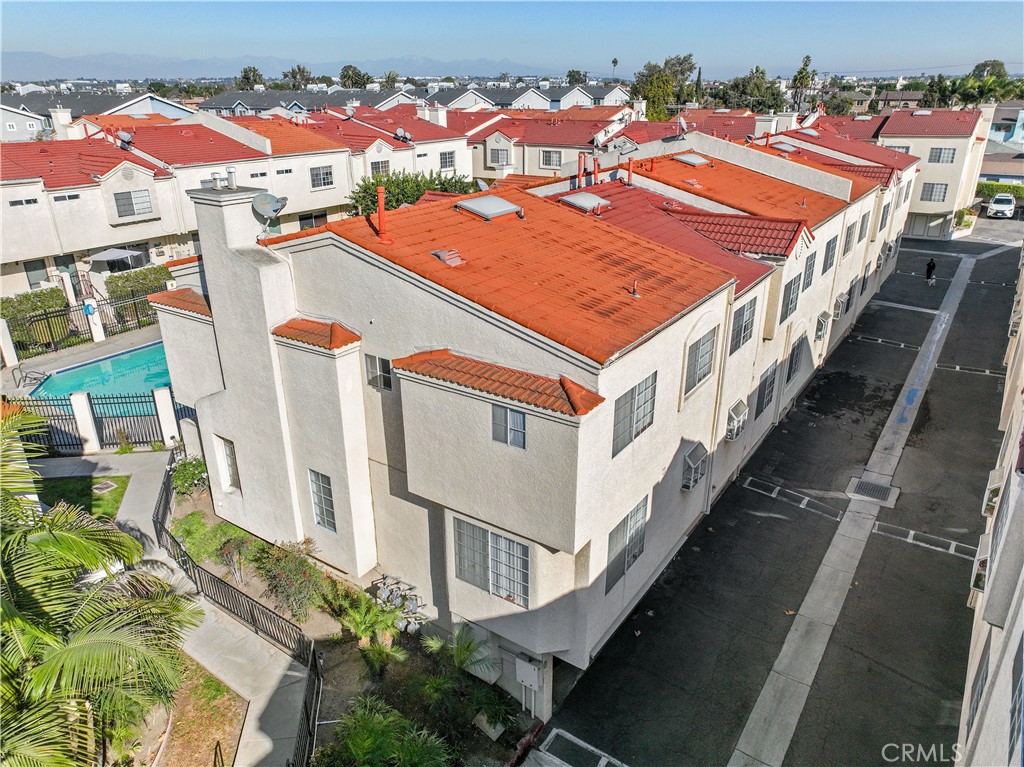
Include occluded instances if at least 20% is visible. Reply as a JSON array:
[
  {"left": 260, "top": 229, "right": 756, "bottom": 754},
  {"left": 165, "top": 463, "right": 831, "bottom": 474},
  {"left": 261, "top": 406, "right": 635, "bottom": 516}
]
[
  {"left": 476, "top": 179, "right": 490, "bottom": 192},
  {"left": 345, "top": 106, "right": 355, "bottom": 118},
  {"left": 116, "top": 130, "right": 133, "bottom": 143},
  {"left": 252, "top": 193, "right": 288, "bottom": 219},
  {"left": 396, "top": 127, "right": 406, "bottom": 138},
  {"left": 404, "top": 132, "right": 413, "bottom": 142}
]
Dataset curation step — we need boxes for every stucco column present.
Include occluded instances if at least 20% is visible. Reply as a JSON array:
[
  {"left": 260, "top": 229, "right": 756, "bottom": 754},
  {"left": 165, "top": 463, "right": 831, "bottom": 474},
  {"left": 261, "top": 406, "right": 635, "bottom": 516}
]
[
  {"left": 152, "top": 387, "right": 179, "bottom": 447},
  {"left": 69, "top": 392, "right": 101, "bottom": 453},
  {"left": 0, "top": 318, "right": 18, "bottom": 367},
  {"left": 82, "top": 298, "right": 105, "bottom": 343},
  {"left": 179, "top": 417, "right": 203, "bottom": 458}
]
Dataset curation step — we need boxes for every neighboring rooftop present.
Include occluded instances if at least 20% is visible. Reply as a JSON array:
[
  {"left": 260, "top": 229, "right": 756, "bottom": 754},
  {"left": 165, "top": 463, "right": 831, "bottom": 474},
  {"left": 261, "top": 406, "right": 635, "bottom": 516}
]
[
  {"left": 1, "top": 139, "right": 170, "bottom": 188},
  {"left": 814, "top": 115, "right": 886, "bottom": 140},
  {"left": 124, "top": 124, "right": 267, "bottom": 165},
  {"left": 393, "top": 349, "right": 604, "bottom": 416},
  {"left": 147, "top": 287, "right": 212, "bottom": 318},
  {"left": 271, "top": 318, "right": 360, "bottom": 349},
  {"left": 778, "top": 127, "right": 919, "bottom": 171},
  {"left": 262, "top": 187, "right": 737, "bottom": 364},
  {"left": 225, "top": 115, "right": 349, "bottom": 155},
  {"left": 879, "top": 108, "right": 983, "bottom": 137}
]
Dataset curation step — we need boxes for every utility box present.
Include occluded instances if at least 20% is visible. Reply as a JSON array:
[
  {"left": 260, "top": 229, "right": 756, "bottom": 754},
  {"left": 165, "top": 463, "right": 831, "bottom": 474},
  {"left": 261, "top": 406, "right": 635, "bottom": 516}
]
[{"left": 515, "top": 654, "right": 543, "bottom": 690}]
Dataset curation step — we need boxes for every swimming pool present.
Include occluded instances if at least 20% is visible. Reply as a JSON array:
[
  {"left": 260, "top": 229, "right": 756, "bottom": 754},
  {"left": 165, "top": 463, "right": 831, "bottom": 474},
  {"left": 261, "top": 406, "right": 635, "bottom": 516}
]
[{"left": 31, "top": 342, "right": 171, "bottom": 398}]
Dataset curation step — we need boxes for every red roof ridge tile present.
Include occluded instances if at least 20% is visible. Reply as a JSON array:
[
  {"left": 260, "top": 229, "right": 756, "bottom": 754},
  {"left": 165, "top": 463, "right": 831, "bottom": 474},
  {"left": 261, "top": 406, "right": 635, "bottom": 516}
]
[
  {"left": 147, "top": 287, "right": 211, "bottom": 317},
  {"left": 166, "top": 255, "right": 202, "bottom": 268},
  {"left": 393, "top": 349, "right": 603, "bottom": 416},
  {"left": 271, "top": 317, "right": 360, "bottom": 350}
]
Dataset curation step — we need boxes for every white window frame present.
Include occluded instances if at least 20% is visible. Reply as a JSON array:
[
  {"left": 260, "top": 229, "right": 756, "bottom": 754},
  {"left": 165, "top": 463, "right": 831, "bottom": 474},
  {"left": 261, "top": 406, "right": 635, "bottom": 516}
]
[
  {"left": 309, "top": 164, "right": 334, "bottom": 189},
  {"left": 921, "top": 183, "right": 948, "bottom": 203},
  {"left": 53, "top": 193, "right": 80, "bottom": 202},
  {"left": 453, "top": 517, "right": 530, "bottom": 608},
  {"left": 786, "top": 337, "right": 804, "bottom": 383},
  {"left": 25, "top": 121, "right": 37, "bottom": 131},
  {"left": 489, "top": 147, "right": 510, "bottom": 167},
  {"left": 611, "top": 372, "right": 657, "bottom": 457},
  {"left": 928, "top": 147, "right": 956, "bottom": 164},
  {"left": 309, "top": 469, "right": 337, "bottom": 532},
  {"left": 491, "top": 404, "right": 526, "bottom": 449},
  {"left": 833, "top": 292, "right": 849, "bottom": 320},
  {"left": 858, "top": 212, "right": 870, "bottom": 242},
  {"left": 605, "top": 496, "right": 648, "bottom": 593},
  {"left": 365, "top": 354, "right": 393, "bottom": 391},
  {"left": 780, "top": 275, "right": 801, "bottom": 323},
  {"left": 879, "top": 202, "right": 891, "bottom": 231},
  {"left": 729, "top": 298, "right": 757, "bottom": 355},
  {"left": 219, "top": 436, "right": 240, "bottom": 492},
  {"left": 276, "top": 168, "right": 293, "bottom": 175},
  {"left": 755, "top": 362, "right": 777, "bottom": 418},
  {"left": 684, "top": 327, "right": 717, "bottom": 395},
  {"left": 249, "top": 171, "right": 267, "bottom": 178},
  {"left": 815, "top": 311, "right": 830, "bottom": 341},
  {"left": 9, "top": 198, "right": 39, "bottom": 207},
  {"left": 680, "top": 442, "right": 709, "bottom": 490},
  {"left": 4, "top": 122, "right": 15, "bottom": 131},
  {"left": 822, "top": 236, "right": 838, "bottom": 273},
  {"left": 802, "top": 252, "right": 816, "bottom": 291},
  {"left": 439, "top": 150, "right": 456, "bottom": 171},
  {"left": 298, "top": 210, "right": 327, "bottom": 230},
  {"left": 888, "top": 145, "right": 910, "bottom": 154},
  {"left": 370, "top": 160, "right": 390, "bottom": 176},
  {"left": 903, "top": 182, "right": 913, "bottom": 203},
  {"left": 540, "top": 149, "right": 562, "bottom": 168},
  {"left": 726, "top": 399, "right": 748, "bottom": 440},
  {"left": 842, "top": 223, "right": 856, "bottom": 256},
  {"left": 113, "top": 189, "right": 153, "bottom": 218}
]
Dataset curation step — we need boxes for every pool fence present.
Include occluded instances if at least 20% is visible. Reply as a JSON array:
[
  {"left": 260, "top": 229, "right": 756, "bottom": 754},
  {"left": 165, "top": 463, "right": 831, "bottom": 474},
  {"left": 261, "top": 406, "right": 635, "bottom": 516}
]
[{"left": 7, "top": 386, "right": 190, "bottom": 454}]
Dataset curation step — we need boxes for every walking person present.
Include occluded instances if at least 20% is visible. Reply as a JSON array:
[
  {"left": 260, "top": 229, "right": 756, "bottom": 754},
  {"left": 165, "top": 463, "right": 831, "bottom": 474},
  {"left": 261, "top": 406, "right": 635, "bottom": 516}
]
[{"left": 925, "top": 258, "right": 936, "bottom": 287}]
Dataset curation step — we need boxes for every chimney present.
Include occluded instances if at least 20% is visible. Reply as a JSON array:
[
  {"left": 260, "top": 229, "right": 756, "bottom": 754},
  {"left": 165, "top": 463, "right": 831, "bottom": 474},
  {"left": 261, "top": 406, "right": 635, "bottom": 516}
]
[
  {"left": 376, "top": 186, "right": 391, "bottom": 243},
  {"left": 754, "top": 113, "right": 778, "bottom": 138},
  {"left": 49, "top": 107, "right": 73, "bottom": 140},
  {"left": 577, "top": 153, "right": 584, "bottom": 188}
]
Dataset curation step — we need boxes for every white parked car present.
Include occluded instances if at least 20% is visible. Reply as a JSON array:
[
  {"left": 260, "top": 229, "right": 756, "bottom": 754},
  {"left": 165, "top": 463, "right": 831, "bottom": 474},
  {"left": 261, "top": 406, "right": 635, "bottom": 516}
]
[{"left": 987, "top": 193, "right": 1016, "bottom": 218}]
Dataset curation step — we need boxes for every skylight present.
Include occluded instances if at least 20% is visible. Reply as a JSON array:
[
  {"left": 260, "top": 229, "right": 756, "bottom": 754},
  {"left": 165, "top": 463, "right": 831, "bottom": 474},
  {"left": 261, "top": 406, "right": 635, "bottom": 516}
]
[
  {"left": 455, "top": 195, "right": 523, "bottom": 221},
  {"left": 797, "top": 128, "right": 819, "bottom": 137},
  {"left": 853, "top": 116, "right": 873, "bottom": 121},
  {"left": 773, "top": 142, "right": 797, "bottom": 153},
  {"left": 714, "top": 108, "right": 730, "bottom": 113},
  {"left": 912, "top": 110, "right": 932, "bottom": 116},
  {"left": 673, "top": 154, "right": 710, "bottom": 167},
  {"left": 560, "top": 192, "right": 610, "bottom": 212}
]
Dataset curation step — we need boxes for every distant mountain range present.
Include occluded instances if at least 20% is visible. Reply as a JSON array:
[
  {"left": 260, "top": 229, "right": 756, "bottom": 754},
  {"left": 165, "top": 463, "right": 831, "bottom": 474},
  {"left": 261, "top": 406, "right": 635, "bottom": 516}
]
[{"left": 2, "top": 51, "right": 568, "bottom": 82}]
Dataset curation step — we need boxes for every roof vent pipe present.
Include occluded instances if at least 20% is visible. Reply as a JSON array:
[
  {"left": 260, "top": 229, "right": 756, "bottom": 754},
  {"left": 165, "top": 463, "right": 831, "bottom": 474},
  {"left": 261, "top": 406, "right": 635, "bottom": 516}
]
[
  {"left": 592, "top": 157, "right": 600, "bottom": 184},
  {"left": 577, "top": 153, "right": 584, "bottom": 189},
  {"left": 376, "top": 186, "right": 391, "bottom": 242},
  {"left": 627, "top": 157, "right": 634, "bottom": 186},
  {"left": 629, "top": 280, "right": 640, "bottom": 299},
  {"left": 225, "top": 166, "right": 237, "bottom": 189},
  {"left": 211, "top": 172, "right": 223, "bottom": 190}
]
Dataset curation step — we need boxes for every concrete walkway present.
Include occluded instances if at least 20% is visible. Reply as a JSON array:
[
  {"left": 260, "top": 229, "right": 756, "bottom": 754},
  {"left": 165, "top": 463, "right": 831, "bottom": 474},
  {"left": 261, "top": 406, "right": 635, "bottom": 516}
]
[{"left": 33, "top": 451, "right": 304, "bottom": 767}]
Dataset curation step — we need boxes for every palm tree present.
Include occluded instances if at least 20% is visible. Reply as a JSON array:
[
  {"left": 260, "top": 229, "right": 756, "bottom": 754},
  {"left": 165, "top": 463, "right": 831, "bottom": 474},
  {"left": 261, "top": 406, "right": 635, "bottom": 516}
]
[
  {"left": 421, "top": 623, "right": 499, "bottom": 676},
  {"left": 1, "top": 409, "right": 201, "bottom": 767},
  {"left": 382, "top": 70, "right": 400, "bottom": 90},
  {"left": 612, "top": 58, "right": 619, "bottom": 80}
]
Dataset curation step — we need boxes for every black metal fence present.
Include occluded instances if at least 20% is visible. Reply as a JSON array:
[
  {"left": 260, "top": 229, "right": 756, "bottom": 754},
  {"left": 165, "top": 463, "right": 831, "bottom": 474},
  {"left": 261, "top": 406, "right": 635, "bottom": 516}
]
[
  {"left": 7, "top": 395, "right": 82, "bottom": 453},
  {"left": 290, "top": 650, "right": 324, "bottom": 767},
  {"left": 97, "top": 292, "right": 158, "bottom": 337},
  {"left": 5, "top": 304, "right": 92, "bottom": 360},
  {"left": 90, "top": 392, "right": 163, "bottom": 448}
]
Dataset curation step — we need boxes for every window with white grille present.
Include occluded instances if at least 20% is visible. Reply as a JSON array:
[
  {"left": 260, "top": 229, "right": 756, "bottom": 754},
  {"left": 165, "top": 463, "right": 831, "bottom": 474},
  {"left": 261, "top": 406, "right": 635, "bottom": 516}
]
[
  {"left": 755, "top": 362, "right": 777, "bottom": 418},
  {"left": 219, "top": 436, "right": 240, "bottom": 491},
  {"left": 309, "top": 469, "right": 336, "bottom": 532},
  {"left": 858, "top": 212, "right": 870, "bottom": 242},
  {"left": 879, "top": 202, "right": 891, "bottom": 231},
  {"left": 921, "top": 183, "right": 948, "bottom": 202},
  {"left": 439, "top": 151, "right": 456, "bottom": 170},
  {"left": 540, "top": 150, "right": 562, "bottom": 167},
  {"left": 680, "top": 442, "right": 709, "bottom": 490},
  {"left": 113, "top": 189, "right": 153, "bottom": 218},
  {"left": 454, "top": 518, "right": 529, "bottom": 608},
  {"left": 605, "top": 496, "right": 648, "bottom": 593},
  {"left": 489, "top": 148, "right": 510, "bottom": 166},
  {"left": 888, "top": 145, "right": 910, "bottom": 154},
  {"left": 309, "top": 165, "right": 334, "bottom": 188},
  {"left": 786, "top": 337, "right": 804, "bottom": 383},
  {"left": 612, "top": 372, "right": 657, "bottom": 457},
  {"left": 369, "top": 160, "right": 389, "bottom": 176},
  {"left": 729, "top": 299, "right": 757, "bottom": 355},
  {"left": 26, "top": 121, "right": 37, "bottom": 130},
  {"left": 966, "top": 634, "right": 990, "bottom": 735},
  {"left": 928, "top": 147, "right": 956, "bottom": 163},
  {"left": 491, "top": 405, "right": 526, "bottom": 449},
  {"left": 843, "top": 223, "right": 856, "bottom": 256},
  {"left": 815, "top": 311, "right": 830, "bottom": 341},
  {"left": 684, "top": 327, "right": 717, "bottom": 395},
  {"left": 822, "top": 236, "right": 838, "bottom": 273},
  {"left": 802, "top": 252, "right": 816, "bottom": 291},
  {"left": 780, "top": 276, "right": 801, "bottom": 323},
  {"left": 365, "top": 355, "right": 393, "bottom": 391}
]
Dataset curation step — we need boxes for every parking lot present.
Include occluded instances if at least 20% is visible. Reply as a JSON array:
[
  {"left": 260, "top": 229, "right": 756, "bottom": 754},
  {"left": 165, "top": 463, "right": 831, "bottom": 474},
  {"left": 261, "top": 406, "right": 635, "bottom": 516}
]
[{"left": 542, "top": 218, "right": 1022, "bottom": 767}]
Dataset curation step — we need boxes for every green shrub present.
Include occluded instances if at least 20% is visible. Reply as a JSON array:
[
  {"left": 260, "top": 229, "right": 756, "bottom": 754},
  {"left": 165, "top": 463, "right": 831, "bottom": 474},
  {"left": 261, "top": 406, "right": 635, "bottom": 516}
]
[
  {"left": 150, "top": 440, "right": 166, "bottom": 452},
  {"left": 170, "top": 511, "right": 248, "bottom": 563},
  {"left": 955, "top": 207, "right": 978, "bottom": 227},
  {"left": 248, "top": 538, "right": 326, "bottom": 622},
  {"left": 172, "top": 456, "right": 209, "bottom": 496},
  {"left": 114, "top": 429, "right": 135, "bottom": 454},
  {"left": 977, "top": 181, "right": 1024, "bottom": 200},
  {"left": 349, "top": 170, "right": 474, "bottom": 214},
  {"left": 0, "top": 287, "right": 67, "bottom": 321},
  {"left": 105, "top": 265, "right": 172, "bottom": 300}
]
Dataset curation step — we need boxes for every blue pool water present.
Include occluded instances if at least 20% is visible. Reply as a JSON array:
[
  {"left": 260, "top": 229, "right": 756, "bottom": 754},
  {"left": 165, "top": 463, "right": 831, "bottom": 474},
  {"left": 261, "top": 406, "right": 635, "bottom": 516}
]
[{"left": 31, "top": 342, "right": 171, "bottom": 398}]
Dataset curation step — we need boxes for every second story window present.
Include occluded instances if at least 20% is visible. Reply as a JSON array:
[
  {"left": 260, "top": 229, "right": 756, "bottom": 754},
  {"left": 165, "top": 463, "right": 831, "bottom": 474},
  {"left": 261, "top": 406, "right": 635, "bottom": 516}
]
[
  {"left": 822, "top": 236, "right": 838, "bottom": 273},
  {"left": 370, "top": 160, "right": 390, "bottom": 176},
  {"left": 439, "top": 151, "right": 456, "bottom": 171},
  {"left": 365, "top": 354, "right": 393, "bottom": 391},
  {"left": 454, "top": 517, "right": 529, "bottom": 608},
  {"left": 921, "top": 183, "right": 948, "bottom": 203},
  {"left": 8, "top": 198, "right": 39, "bottom": 207},
  {"left": 309, "top": 469, "right": 337, "bottom": 532},
  {"left": 491, "top": 405, "right": 526, "bottom": 449},
  {"left": 879, "top": 202, "right": 891, "bottom": 231},
  {"left": 842, "top": 222, "right": 856, "bottom": 256},
  {"left": 309, "top": 165, "right": 334, "bottom": 189},
  {"left": 928, "top": 147, "right": 956, "bottom": 164},
  {"left": 858, "top": 212, "right": 870, "bottom": 242},
  {"left": 888, "top": 145, "right": 910, "bottom": 154},
  {"left": 802, "top": 252, "right": 816, "bottom": 291},
  {"left": 113, "top": 189, "right": 152, "bottom": 218},
  {"left": 684, "top": 327, "right": 717, "bottom": 395},
  {"left": 540, "top": 150, "right": 562, "bottom": 168},
  {"left": 612, "top": 372, "right": 657, "bottom": 457},
  {"left": 903, "top": 182, "right": 913, "bottom": 203},
  {"left": 605, "top": 496, "right": 648, "bottom": 593},
  {"left": 755, "top": 362, "right": 777, "bottom": 419},
  {"left": 780, "top": 275, "right": 801, "bottom": 323},
  {"left": 729, "top": 298, "right": 757, "bottom": 355},
  {"left": 219, "top": 436, "right": 241, "bottom": 492},
  {"left": 490, "top": 148, "right": 510, "bottom": 166}
]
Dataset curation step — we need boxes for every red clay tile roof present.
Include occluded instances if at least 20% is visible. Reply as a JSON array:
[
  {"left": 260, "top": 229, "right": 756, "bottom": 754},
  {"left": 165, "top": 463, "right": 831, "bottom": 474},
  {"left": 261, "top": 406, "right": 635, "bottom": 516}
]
[
  {"left": 742, "top": 142, "right": 880, "bottom": 200},
  {"left": 350, "top": 107, "right": 467, "bottom": 142},
  {"left": 0, "top": 139, "right": 171, "bottom": 189},
  {"left": 166, "top": 255, "right": 201, "bottom": 268},
  {"left": 781, "top": 146, "right": 898, "bottom": 186},
  {"left": 663, "top": 208, "right": 808, "bottom": 259},
  {"left": 629, "top": 152, "right": 851, "bottom": 228},
  {"left": 261, "top": 187, "right": 736, "bottom": 364},
  {"left": 125, "top": 125, "right": 267, "bottom": 165},
  {"left": 147, "top": 287, "right": 212, "bottom": 317},
  {"left": 77, "top": 113, "right": 180, "bottom": 129},
  {"left": 548, "top": 181, "right": 774, "bottom": 293},
  {"left": 271, "top": 318, "right": 360, "bottom": 350},
  {"left": 416, "top": 190, "right": 461, "bottom": 204},
  {"left": 299, "top": 113, "right": 408, "bottom": 152},
  {"left": 616, "top": 121, "right": 688, "bottom": 143},
  {"left": 474, "top": 118, "right": 614, "bottom": 148},
  {"left": 445, "top": 111, "right": 508, "bottom": 136},
  {"left": 779, "top": 128, "right": 918, "bottom": 171},
  {"left": 691, "top": 114, "right": 758, "bottom": 139},
  {"left": 392, "top": 349, "right": 604, "bottom": 416},
  {"left": 815, "top": 115, "right": 886, "bottom": 140},
  {"left": 491, "top": 174, "right": 552, "bottom": 188},
  {"left": 548, "top": 105, "right": 631, "bottom": 121},
  {"left": 878, "top": 108, "right": 982, "bottom": 137},
  {"left": 225, "top": 115, "right": 348, "bottom": 155}
]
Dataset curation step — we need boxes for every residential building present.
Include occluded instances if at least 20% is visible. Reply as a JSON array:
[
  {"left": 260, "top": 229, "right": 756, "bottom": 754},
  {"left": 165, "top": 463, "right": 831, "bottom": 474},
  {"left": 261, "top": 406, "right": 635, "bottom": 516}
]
[
  {"left": 151, "top": 133, "right": 912, "bottom": 721},
  {"left": 989, "top": 100, "right": 1024, "bottom": 148},
  {"left": 197, "top": 88, "right": 419, "bottom": 116},
  {"left": 1, "top": 91, "right": 194, "bottom": 132},
  {"left": 980, "top": 153, "right": 1024, "bottom": 185},
  {"left": 876, "top": 90, "right": 925, "bottom": 109},
  {"left": 954, "top": 255, "right": 1024, "bottom": 767},
  {"left": 847, "top": 91, "right": 872, "bottom": 114},
  {"left": 1, "top": 103, "right": 45, "bottom": 142}
]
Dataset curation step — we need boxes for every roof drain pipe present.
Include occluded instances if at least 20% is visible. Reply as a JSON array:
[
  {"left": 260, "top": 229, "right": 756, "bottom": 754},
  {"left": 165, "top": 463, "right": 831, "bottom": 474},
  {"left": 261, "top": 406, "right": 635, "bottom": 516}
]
[
  {"left": 225, "top": 166, "right": 237, "bottom": 190},
  {"left": 627, "top": 158, "right": 634, "bottom": 187},
  {"left": 577, "top": 153, "right": 584, "bottom": 190},
  {"left": 376, "top": 186, "right": 392, "bottom": 244},
  {"left": 592, "top": 157, "right": 600, "bottom": 186}
]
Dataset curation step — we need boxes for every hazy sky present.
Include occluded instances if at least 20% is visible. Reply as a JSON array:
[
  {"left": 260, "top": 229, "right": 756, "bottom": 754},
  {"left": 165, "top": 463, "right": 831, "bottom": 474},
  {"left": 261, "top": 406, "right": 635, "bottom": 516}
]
[{"left": 3, "top": 1, "right": 1022, "bottom": 78}]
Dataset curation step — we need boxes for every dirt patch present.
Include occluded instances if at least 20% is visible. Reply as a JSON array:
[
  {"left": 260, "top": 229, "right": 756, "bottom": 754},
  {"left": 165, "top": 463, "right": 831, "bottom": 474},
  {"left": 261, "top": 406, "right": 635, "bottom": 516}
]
[{"left": 158, "top": 654, "right": 247, "bottom": 767}]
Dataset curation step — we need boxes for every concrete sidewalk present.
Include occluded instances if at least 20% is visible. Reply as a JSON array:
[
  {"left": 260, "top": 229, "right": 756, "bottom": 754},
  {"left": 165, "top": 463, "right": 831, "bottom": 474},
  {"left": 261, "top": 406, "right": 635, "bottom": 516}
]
[{"left": 33, "top": 452, "right": 304, "bottom": 767}]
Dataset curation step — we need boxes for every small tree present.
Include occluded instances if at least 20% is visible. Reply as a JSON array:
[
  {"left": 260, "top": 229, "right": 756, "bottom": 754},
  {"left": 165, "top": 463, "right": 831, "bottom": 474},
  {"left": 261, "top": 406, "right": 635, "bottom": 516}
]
[
  {"left": 340, "top": 64, "right": 373, "bottom": 89},
  {"left": 348, "top": 170, "right": 474, "bottom": 213},
  {"left": 283, "top": 65, "right": 313, "bottom": 90},
  {"left": 824, "top": 92, "right": 854, "bottom": 116},
  {"left": 422, "top": 623, "right": 499, "bottom": 677},
  {"left": 381, "top": 70, "right": 400, "bottom": 89},
  {"left": 235, "top": 66, "right": 264, "bottom": 90},
  {"left": 971, "top": 59, "right": 1008, "bottom": 80},
  {"left": 566, "top": 69, "right": 587, "bottom": 86}
]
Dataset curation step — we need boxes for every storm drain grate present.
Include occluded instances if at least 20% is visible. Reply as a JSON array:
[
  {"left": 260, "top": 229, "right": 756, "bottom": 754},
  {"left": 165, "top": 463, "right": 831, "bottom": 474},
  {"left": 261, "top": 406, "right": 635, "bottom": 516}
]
[
  {"left": 92, "top": 480, "right": 117, "bottom": 495},
  {"left": 854, "top": 480, "right": 893, "bottom": 502}
]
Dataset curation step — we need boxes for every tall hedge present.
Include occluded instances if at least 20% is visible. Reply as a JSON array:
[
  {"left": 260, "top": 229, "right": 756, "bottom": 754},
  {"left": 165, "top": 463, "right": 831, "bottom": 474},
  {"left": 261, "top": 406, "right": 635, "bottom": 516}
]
[
  {"left": 348, "top": 170, "right": 474, "bottom": 214},
  {"left": 0, "top": 287, "right": 67, "bottom": 321},
  {"left": 105, "top": 265, "right": 173, "bottom": 300},
  {"left": 977, "top": 181, "right": 1024, "bottom": 200}
]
